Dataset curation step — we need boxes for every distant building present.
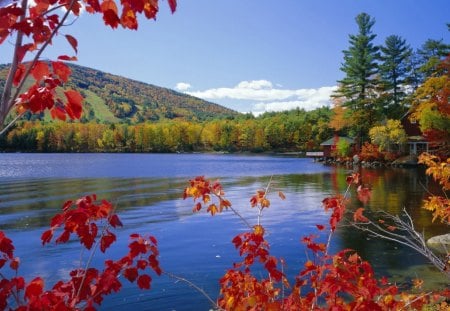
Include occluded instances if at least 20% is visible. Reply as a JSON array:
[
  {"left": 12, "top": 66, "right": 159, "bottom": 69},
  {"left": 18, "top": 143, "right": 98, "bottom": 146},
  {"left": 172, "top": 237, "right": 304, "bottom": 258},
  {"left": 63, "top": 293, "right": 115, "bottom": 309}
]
[
  {"left": 320, "top": 136, "right": 355, "bottom": 158},
  {"left": 400, "top": 112, "right": 429, "bottom": 155}
]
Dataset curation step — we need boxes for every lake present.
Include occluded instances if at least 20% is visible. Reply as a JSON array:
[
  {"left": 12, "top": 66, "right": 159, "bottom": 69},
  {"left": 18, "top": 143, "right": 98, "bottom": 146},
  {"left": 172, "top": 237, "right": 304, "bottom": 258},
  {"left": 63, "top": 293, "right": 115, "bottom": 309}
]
[{"left": 0, "top": 153, "right": 448, "bottom": 310}]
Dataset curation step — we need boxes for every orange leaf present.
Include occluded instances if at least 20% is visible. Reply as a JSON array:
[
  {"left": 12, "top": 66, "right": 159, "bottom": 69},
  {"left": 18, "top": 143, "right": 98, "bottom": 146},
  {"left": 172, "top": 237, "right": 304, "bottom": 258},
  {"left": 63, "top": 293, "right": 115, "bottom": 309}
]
[
  {"left": 278, "top": 191, "right": 286, "bottom": 200},
  {"left": 101, "top": 0, "right": 118, "bottom": 14},
  {"left": 50, "top": 106, "right": 67, "bottom": 121},
  {"left": 207, "top": 203, "right": 218, "bottom": 216}
]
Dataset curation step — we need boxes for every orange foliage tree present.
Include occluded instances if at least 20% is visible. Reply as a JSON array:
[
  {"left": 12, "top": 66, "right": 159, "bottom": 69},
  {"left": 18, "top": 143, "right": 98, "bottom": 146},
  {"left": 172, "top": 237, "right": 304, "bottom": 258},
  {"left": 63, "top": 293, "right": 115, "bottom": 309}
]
[{"left": 410, "top": 56, "right": 450, "bottom": 157}]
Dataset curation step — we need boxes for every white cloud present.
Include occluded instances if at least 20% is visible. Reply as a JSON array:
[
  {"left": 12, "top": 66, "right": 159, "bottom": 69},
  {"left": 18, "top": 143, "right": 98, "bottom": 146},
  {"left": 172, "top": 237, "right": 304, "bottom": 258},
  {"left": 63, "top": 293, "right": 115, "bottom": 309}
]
[
  {"left": 237, "top": 80, "right": 273, "bottom": 90},
  {"left": 175, "top": 82, "right": 192, "bottom": 91},
  {"left": 187, "top": 80, "right": 337, "bottom": 114}
]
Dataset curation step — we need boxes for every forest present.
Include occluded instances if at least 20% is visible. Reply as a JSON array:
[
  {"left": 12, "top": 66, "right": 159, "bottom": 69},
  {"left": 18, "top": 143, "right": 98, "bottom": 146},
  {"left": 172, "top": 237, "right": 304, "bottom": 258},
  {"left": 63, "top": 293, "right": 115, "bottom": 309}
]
[
  {"left": 0, "top": 108, "right": 333, "bottom": 153},
  {"left": 1, "top": 2, "right": 450, "bottom": 310},
  {"left": 1, "top": 14, "right": 449, "bottom": 157}
]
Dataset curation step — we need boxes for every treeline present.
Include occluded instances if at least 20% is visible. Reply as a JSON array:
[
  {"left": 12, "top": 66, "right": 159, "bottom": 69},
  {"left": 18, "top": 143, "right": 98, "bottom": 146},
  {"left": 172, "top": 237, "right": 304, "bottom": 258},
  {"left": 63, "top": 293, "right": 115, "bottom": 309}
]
[
  {"left": 332, "top": 13, "right": 449, "bottom": 140},
  {"left": 0, "top": 108, "right": 332, "bottom": 153}
]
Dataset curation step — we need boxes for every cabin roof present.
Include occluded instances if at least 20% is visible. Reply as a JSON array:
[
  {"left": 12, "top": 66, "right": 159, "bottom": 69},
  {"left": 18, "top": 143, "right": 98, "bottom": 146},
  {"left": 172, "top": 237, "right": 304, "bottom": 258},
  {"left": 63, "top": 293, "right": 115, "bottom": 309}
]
[{"left": 320, "top": 136, "right": 354, "bottom": 146}]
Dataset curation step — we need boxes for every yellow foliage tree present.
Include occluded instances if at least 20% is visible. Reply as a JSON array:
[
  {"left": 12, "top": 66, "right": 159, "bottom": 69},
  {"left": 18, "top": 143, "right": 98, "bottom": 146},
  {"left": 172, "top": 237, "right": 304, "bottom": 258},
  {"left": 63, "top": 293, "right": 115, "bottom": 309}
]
[{"left": 369, "top": 119, "right": 407, "bottom": 152}]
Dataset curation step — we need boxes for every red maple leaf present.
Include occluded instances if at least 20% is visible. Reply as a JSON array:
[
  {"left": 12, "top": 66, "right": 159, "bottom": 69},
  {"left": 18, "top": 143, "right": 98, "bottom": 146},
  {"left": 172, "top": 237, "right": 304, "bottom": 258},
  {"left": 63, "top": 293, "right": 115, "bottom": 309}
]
[{"left": 137, "top": 274, "right": 151, "bottom": 289}]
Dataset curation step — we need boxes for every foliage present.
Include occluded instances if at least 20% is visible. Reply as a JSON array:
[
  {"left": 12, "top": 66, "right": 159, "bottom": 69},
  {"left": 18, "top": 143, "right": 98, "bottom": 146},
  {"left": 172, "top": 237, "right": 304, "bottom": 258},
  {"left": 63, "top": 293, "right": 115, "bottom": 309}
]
[
  {"left": 1, "top": 173, "right": 449, "bottom": 310},
  {"left": 0, "top": 107, "right": 333, "bottom": 153},
  {"left": 183, "top": 175, "right": 449, "bottom": 310},
  {"left": 410, "top": 56, "right": 450, "bottom": 157},
  {"left": 369, "top": 119, "right": 407, "bottom": 152},
  {"left": 359, "top": 142, "right": 384, "bottom": 162},
  {"left": 0, "top": 0, "right": 177, "bottom": 130},
  {"left": 417, "top": 39, "right": 450, "bottom": 79},
  {"left": 419, "top": 153, "right": 450, "bottom": 224},
  {"left": 335, "top": 138, "right": 351, "bottom": 158},
  {"left": 0, "top": 195, "right": 162, "bottom": 310}
]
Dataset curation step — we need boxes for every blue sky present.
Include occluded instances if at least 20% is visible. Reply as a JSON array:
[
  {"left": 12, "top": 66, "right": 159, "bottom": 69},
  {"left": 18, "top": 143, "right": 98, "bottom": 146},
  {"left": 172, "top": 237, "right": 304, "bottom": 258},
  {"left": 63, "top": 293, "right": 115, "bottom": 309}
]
[{"left": 1, "top": 0, "right": 449, "bottom": 114}]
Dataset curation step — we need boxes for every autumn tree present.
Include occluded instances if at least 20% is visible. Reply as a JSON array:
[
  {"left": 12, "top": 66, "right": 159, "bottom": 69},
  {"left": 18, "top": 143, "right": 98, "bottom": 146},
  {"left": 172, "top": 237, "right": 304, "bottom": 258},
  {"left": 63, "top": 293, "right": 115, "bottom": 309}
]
[
  {"left": 334, "top": 12, "right": 381, "bottom": 141},
  {"left": 379, "top": 35, "right": 413, "bottom": 118},
  {"left": 368, "top": 119, "right": 407, "bottom": 153},
  {"left": 410, "top": 56, "right": 450, "bottom": 157}
]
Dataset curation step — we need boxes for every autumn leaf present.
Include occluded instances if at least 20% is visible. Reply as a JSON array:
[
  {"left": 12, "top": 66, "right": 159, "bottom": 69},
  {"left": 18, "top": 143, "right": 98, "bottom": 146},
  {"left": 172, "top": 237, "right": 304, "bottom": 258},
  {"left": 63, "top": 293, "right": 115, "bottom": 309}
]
[
  {"left": 57, "top": 55, "right": 78, "bottom": 61},
  {"left": 278, "top": 191, "right": 286, "bottom": 200},
  {"left": 353, "top": 207, "right": 369, "bottom": 223},
  {"left": 103, "top": 9, "right": 120, "bottom": 28},
  {"left": 123, "top": 267, "right": 139, "bottom": 282},
  {"left": 109, "top": 214, "right": 123, "bottom": 228},
  {"left": 64, "top": 89, "right": 83, "bottom": 119},
  {"left": 207, "top": 203, "right": 218, "bottom": 216},
  {"left": 24, "top": 277, "right": 44, "bottom": 300},
  {"left": 137, "top": 274, "right": 151, "bottom": 289},
  {"left": 65, "top": 34, "right": 78, "bottom": 53},
  {"left": 31, "top": 61, "right": 50, "bottom": 80},
  {"left": 0, "top": 230, "right": 15, "bottom": 258},
  {"left": 50, "top": 106, "right": 67, "bottom": 121},
  {"left": 316, "top": 224, "right": 325, "bottom": 231},
  {"left": 167, "top": 0, "right": 177, "bottom": 13},
  {"left": 100, "top": 231, "right": 116, "bottom": 253},
  {"left": 41, "top": 229, "right": 53, "bottom": 245},
  {"left": 9, "top": 257, "right": 19, "bottom": 270},
  {"left": 357, "top": 185, "right": 371, "bottom": 204},
  {"left": 52, "top": 61, "right": 71, "bottom": 82},
  {"left": 12, "top": 63, "right": 26, "bottom": 86}
]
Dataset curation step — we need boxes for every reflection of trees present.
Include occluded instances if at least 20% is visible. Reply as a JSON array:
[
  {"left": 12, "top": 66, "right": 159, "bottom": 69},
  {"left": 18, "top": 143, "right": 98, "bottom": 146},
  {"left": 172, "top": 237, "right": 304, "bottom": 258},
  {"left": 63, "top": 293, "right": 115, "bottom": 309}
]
[
  {"left": 335, "top": 166, "right": 449, "bottom": 277},
  {"left": 0, "top": 178, "right": 188, "bottom": 230}
]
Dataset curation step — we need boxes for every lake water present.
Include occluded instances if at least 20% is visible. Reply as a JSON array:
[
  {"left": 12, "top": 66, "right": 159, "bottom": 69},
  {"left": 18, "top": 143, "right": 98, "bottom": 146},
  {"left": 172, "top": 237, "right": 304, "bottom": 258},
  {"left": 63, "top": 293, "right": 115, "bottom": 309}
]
[{"left": 0, "top": 153, "right": 448, "bottom": 310}]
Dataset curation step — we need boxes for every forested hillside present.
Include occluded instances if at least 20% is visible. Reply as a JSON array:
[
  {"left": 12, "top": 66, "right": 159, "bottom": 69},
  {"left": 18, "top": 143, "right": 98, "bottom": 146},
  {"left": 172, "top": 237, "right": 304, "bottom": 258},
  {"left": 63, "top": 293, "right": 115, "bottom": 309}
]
[{"left": 0, "top": 63, "right": 238, "bottom": 123}]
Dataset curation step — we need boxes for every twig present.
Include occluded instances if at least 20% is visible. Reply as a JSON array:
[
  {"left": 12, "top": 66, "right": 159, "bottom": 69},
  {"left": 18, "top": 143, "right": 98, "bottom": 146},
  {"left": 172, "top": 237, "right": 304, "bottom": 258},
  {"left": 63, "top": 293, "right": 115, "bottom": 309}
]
[{"left": 164, "top": 271, "right": 222, "bottom": 310}]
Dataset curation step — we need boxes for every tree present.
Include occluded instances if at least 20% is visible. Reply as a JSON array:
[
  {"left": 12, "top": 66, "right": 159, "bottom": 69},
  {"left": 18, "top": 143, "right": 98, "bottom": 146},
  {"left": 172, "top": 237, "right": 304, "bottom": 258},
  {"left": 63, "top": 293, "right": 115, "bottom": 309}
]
[
  {"left": 379, "top": 35, "right": 413, "bottom": 118},
  {"left": 410, "top": 56, "right": 450, "bottom": 157},
  {"left": 334, "top": 12, "right": 380, "bottom": 140},
  {"left": 369, "top": 119, "right": 407, "bottom": 153},
  {"left": 417, "top": 39, "right": 450, "bottom": 79},
  {"left": 0, "top": 0, "right": 177, "bottom": 132}
]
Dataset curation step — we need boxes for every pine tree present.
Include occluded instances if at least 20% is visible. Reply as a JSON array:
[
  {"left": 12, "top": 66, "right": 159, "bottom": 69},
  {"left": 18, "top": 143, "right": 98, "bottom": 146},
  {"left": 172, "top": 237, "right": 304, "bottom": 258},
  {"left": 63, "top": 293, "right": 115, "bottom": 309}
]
[
  {"left": 417, "top": 39, "right": 450, "bottom": 78},
  {"left": 334, "top": 12, "right": 380, "bottom": 140},
  {"left": 379, "top": 35, "right": 412, "bottom": 119}
]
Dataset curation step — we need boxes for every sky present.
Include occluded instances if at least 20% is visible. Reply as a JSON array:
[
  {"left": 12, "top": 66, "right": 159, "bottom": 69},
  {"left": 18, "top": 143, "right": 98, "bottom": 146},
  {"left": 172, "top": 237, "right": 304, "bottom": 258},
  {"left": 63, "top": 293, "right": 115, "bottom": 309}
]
[{"left": 1, "top": 0, "right": 449, "bottom": 115}]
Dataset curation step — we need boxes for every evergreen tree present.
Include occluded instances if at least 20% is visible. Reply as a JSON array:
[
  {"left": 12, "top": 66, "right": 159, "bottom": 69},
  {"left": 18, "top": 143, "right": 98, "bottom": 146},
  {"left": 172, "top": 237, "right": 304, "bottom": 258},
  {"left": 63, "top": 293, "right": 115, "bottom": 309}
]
[
  {"left": 379, "top": 35, "right": 412, "bottom": 118},
  {"left": 417, "top": 39, "right": 450, "bottom": 78},
  {"left": 334, "top": 12, "right": 380, "bottom": 141}
]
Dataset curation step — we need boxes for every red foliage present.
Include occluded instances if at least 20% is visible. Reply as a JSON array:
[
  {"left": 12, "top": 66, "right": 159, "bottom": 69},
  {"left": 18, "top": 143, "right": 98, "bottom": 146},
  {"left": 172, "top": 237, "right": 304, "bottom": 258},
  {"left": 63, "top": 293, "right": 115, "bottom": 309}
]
[
  {"left": 1, "top": 0, "right": 177, "bottom": 125},
  {"left": 0, "top": 195, "right": 162, "bottom": 310},
  {"left": 184, "top": 175, "right": 449, "bottom": 310}
]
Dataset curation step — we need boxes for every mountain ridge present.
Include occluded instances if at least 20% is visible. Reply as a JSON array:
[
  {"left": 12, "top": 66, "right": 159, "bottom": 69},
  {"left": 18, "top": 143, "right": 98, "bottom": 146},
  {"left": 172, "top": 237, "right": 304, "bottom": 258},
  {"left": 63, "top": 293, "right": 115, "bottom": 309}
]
[{"left": 0, "top": 63, "right": 239, "bottom": 123}]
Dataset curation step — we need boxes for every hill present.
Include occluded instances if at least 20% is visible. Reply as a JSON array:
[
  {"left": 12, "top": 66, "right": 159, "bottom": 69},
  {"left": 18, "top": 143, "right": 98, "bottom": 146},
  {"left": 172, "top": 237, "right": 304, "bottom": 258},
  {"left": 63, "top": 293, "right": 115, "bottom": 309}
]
[{"left": 0, "top": 63, "right": 239, "bottom": 123}]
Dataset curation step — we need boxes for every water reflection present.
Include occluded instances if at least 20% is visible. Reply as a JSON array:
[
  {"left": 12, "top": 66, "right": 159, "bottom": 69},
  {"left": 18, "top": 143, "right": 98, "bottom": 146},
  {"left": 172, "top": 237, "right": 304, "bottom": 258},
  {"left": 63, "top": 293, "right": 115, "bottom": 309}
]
[{"left": 0, "top": 160, "right": 448, "bottom": 309}]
